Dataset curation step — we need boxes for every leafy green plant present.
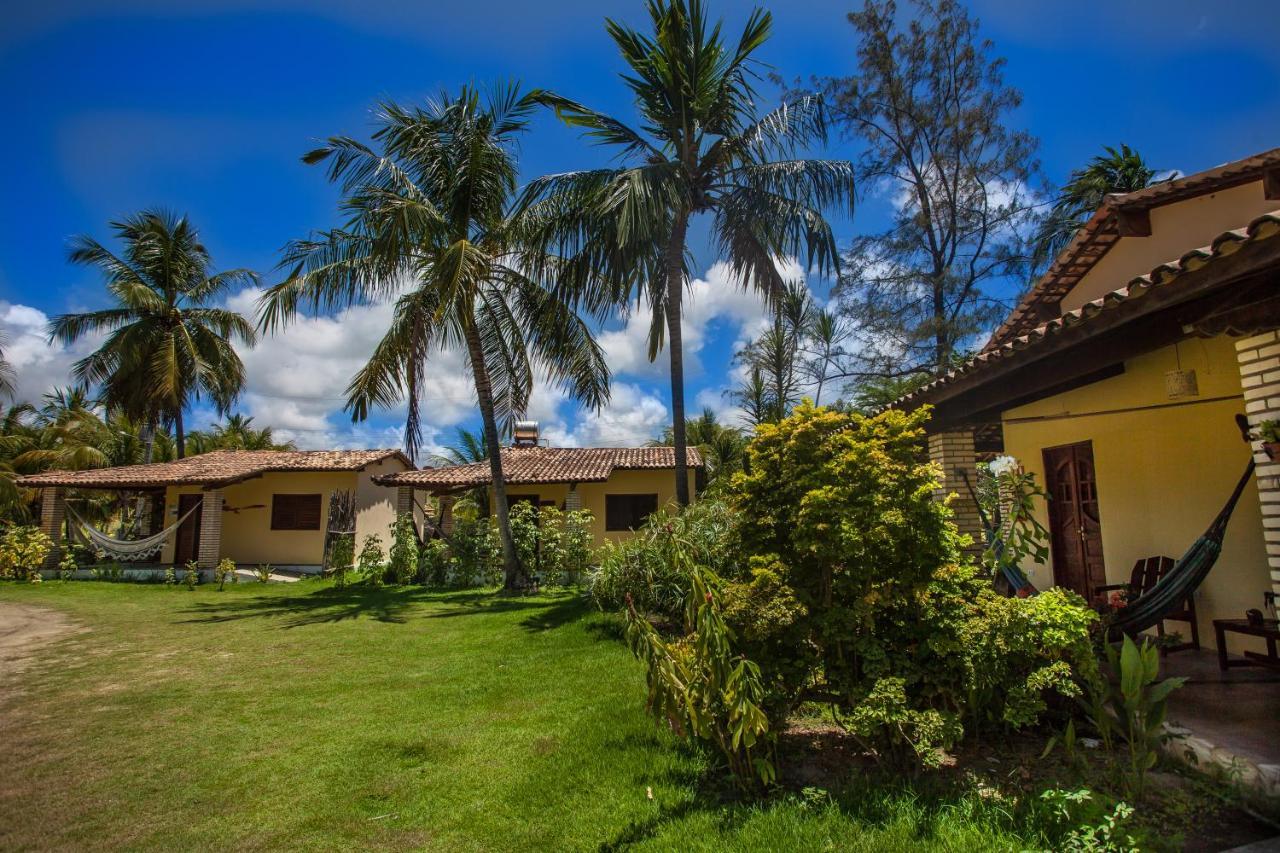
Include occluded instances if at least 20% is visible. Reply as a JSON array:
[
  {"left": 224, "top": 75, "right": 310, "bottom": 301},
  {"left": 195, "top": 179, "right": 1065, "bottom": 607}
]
[
  {"left": 417, "top": 538, "right": 449, "bottom": 587},
  {"left": 57, "top": 549, "right": 77, "bottom": 582},
  {"left": 326, "top": 534, "right": 354, "bottom": 588},
  {"left": 0, "top": 525, "right": 53, "bottom": 581},
  {"left": 388, "top": 513, "right": 419, "bottom": 585},
  {"left": 104, "top": 562, "right": 124, "bottom": 582},
  {"left": 164, "top": 565, "right": 177, "bottom": 585},
  {"left": 254, "top": 563, "right": 273, "bottom": 583},
  {"left": 1256, "top": 419, "right": 1280, "bottom": 443},
  {"left": 624, "top": 542, "right": 774, "bottom": 791},
  {"left": 981, "top": 456, "right": 1049, "bottom": 580},
  {"left": 183, "top": 560, "right": 200, "bottom": 589},
  {"left": 1087, "top": 635, "right": 1186, "bottom": 799},
  {"left": 717, "top": 404, "right": 1097, "bottom": 770},
  {"left": 559, "top": 509, "right": 594, "bottom": 585},
  {"left": 1039, "top": 788, "right": 1138, "bottom": 852},
  {"left": 215, "top": 558, "right": 235, "bottom": 591},
  {"left": 447, "top": 516, "right": 501, "bottom": 587},
  {"left": 587, "top": 498, "right": 738, "bottom": 620},
  {"left": 357, "top": 535, "right": 385, "bottom": 587},
  {"left": 507, "top": 502, "right": 541, "bottom": 581}
]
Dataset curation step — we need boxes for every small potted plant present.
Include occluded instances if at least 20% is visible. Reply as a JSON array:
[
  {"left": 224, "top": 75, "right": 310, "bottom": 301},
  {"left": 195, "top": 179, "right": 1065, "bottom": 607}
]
[{"left": 1258, "top": 419, "right": 1280, "bottom": 461}]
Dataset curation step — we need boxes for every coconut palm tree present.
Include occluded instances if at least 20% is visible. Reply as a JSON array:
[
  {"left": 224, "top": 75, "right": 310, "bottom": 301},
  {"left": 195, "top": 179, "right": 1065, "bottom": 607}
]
[
  {"left": 48, "top": 210, "right": 258, "bottom": 458},
  {"left": 432, "top": 426, "right": 491, "bottom": 516},
  {"left": 654, "top": 408, "right": 746, "bottom": 487},
  {"left": 523, "top": 0, "right": 855, "bottom": 505},
  {"left": 209, "top": 413, "right": 296, "bottom": 451},
  {"left": 259, "top": 86, "right": 612, "bottom": 591},
  {"left": 1033, "top": 144, "right": 1164, "bottom": 270}
]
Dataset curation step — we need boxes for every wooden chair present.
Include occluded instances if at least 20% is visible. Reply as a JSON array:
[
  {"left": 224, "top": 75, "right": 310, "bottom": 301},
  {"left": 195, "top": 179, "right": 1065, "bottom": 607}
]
[{"left": 1097, "top": 556, "right": 1201, "bottom": 654}]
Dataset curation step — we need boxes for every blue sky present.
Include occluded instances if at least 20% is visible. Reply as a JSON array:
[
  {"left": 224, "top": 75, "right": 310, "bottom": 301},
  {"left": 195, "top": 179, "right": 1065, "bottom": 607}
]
[{"left": 2, "top": 0, "right": 1279, "bottom": 455}]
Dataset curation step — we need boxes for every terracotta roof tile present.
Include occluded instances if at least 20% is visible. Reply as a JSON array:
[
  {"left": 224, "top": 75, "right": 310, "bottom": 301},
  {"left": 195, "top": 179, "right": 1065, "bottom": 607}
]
[
  {"left": 17, "top": 449, "right": 412, "bottom": 490},
  {"left": 376, "top": 446, "right": 703, "bottom": 490},
  {"left": 893, "top": 210, "right": 1280, "bottom": 409},
  {"left": 988, "top": 146, "right": 1280, "bottom": 349}
]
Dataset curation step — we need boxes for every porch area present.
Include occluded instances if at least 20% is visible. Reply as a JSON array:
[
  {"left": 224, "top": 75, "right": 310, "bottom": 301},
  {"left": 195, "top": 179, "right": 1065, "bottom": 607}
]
[{"left": 1162, "top": 649, "right": 1280, "bottom": 799}]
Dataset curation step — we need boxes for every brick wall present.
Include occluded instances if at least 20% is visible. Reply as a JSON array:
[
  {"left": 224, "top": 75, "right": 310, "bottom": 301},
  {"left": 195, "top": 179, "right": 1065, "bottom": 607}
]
[
  {"left": 196, "top": 490, "right": 224, "bottom": 570},
  {"left": 39, "top": 487, "right": 65, "bottom": 568},
  {"left": 1236, "top": 330, "right": 1280, "bottom": 595},
  {"left": 928, "top": 430, "right": 984, "bottom": 551}
]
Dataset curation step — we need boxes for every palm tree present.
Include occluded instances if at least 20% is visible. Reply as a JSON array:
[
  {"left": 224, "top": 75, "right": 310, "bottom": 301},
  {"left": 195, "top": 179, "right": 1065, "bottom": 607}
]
[
  {"left": 210, "top": 413, "right": 296, "bottom": 451},
  {"left": 259, "top": 86, "right": 612, "bottom": 591},
  {"left": 1033, "top": 144, "right": 1164, "bottom": 270},
  {"left": 48, "top": 210, "right": 259, "bottom": 458},
  {"left": 654, "top": 408, "right": 746, "bottom": 487},
  {"left": 523, "top": 0, "right": 855, "bottom": 506},
  {"left": 803, "top": 308, "right": 848, "bottom": 407},
  {"left": 432, "top": 426, "right": 491, "bottom": 516}
]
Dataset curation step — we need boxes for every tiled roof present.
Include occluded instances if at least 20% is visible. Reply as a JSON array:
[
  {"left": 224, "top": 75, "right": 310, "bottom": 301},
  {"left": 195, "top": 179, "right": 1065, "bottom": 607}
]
[
  {"left": 896, "top": 210, "right": 1280, "bottom": 409},
  {"left": 17, "top": 449, "right": 412, "bottom": 490},
  {"left": 376, "top": 446, "right": 703, "bottom": 490},
  {"left": 988, "top": 147, "right": 1280, "bottom": 349}
]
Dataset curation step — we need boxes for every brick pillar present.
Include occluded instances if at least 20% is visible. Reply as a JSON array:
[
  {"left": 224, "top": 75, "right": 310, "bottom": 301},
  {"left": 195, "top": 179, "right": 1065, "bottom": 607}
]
[
  {"left": 439, "top": 496, "right": 454, "bottom": 537},
  {"left": 928, "top": 429, "right": 983, "bottom": 553},
  {"left": 1236, "top": 330, "right": 1280, "bottom": 595},
  {"left": 564, "top": 484, "right": 582, "bottom": 512},
  {"left": 196, "top": 489, "right": 224, "bottom": 571},
  {"left": 40, "top": 487, "right": 66, "bottom": 568}
]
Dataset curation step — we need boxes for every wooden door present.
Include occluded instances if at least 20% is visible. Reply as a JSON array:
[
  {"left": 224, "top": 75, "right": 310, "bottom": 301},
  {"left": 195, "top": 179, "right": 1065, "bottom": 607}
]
[
  {"left": 174, "top": 494, "right": 203, "bottom": 564},
  {"left": 1043, "top": 442, "right": 1107, "bottom": 602}
]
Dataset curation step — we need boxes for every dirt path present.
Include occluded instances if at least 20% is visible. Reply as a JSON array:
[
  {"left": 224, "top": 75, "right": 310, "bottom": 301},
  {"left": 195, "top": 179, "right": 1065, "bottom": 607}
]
[{"left": 0, "top": 602, "right": 81, "bottom": 683}]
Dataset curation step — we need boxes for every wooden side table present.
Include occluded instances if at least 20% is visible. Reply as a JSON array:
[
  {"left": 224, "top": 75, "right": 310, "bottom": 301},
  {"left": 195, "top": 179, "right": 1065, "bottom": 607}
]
[{"left": 1213, "top": 618, "right": 1280, "bottom": 671}]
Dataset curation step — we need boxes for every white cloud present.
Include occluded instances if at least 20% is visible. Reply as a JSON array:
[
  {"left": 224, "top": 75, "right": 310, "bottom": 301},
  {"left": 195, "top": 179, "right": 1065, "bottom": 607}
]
[
  {"left": 225, "top": 288, "right": 477, "bottom": 451},
  {"left": 539, "top": 382, "right": 670, "bottom": 448},
  {"left": 598, "top": 259, "right": 784, "bottom": 381},
  {"left": 0, "top": 302, "right": 104, "bottom": 404}
]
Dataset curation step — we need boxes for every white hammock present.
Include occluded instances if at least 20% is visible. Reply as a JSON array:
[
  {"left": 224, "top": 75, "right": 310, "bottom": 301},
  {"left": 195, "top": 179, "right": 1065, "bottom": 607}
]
[{"left": 67, "top": 504, "right": 201, "bottom": 562}]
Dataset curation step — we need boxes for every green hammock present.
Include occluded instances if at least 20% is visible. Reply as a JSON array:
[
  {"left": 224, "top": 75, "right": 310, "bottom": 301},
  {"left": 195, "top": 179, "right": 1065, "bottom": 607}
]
[{"left": 1106, "top": 451, "right": 1255, "bottom": 640}]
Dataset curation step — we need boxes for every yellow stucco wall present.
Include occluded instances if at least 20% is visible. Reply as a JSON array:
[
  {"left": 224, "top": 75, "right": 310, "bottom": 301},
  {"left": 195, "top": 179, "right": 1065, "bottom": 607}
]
[
  {"left": 1001, "top": 335, "right": 1270, "bottom": 651},
  {"left": 354, "top": 456, "right": 414, "bottom": 549},
  {"left": 489, "top": 467, "right": 698, "bottom": 545},
  {"left": 161, "top": 471, "right": 354, "bottom": 567},
  {"left": 159, "top": 456, "right": 412, "bottom": 568},
  {"left": 1061, "top": 181, "right": 1278, "bottom": 312}
]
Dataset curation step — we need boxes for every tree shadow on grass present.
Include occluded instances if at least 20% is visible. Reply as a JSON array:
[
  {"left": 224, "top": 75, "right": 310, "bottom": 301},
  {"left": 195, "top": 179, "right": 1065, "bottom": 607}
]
[{"left": 178, "top": 585, "right": 591, "bottom": 631}]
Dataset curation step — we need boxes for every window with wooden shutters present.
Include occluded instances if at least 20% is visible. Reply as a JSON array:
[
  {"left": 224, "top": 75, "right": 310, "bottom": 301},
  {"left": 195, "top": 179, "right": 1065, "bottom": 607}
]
[
  {"left": 271, "top": 494, "right": 322, "bottom": 530},
  {"left": 605, "top": 494, "right": 659, "bottom": 531}
]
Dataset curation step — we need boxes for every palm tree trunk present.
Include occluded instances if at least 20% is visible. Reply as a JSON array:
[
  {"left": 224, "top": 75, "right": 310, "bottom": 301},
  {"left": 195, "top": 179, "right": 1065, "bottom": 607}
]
[
  {"left": 132, "top": 418, "right": 156, "bottom": 534},
  {"left": 665, "top": 213, "right": 691, "bottom": 507},
  {"left": 175, "top": 408, "right": 186, "bottom": 459},
  {"left": 463, "top": 323, "right": 523, "bottom": 590}
]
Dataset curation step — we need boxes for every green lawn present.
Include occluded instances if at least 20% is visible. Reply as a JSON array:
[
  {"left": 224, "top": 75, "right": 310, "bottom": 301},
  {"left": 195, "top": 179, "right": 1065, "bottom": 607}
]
[{"left": 0, "top": 582, "right": 1109, "bottom": 850}]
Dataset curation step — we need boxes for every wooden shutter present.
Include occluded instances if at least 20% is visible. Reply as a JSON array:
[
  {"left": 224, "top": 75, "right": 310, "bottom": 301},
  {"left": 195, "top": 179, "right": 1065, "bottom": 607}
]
[{"left": 271, "top": 494, "right": 322, "bottom": 530}]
